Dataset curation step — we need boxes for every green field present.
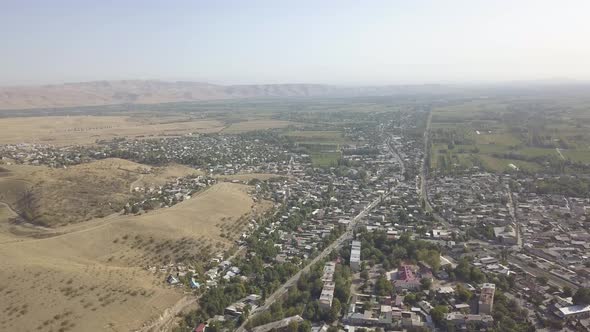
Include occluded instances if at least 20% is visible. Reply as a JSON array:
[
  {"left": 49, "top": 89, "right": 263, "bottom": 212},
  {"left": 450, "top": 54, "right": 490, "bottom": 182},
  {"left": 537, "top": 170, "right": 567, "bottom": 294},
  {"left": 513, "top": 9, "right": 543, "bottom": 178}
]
[
  {"left": 284, "top": 130, "right": 346, "bottom": 167},
  {"left": 429, "top": 98, "right": 590, "bottom": 174}
]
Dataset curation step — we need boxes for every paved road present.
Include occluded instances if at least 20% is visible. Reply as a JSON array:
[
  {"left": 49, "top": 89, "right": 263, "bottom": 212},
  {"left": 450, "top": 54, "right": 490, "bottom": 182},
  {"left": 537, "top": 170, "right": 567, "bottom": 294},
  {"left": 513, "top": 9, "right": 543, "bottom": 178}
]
[
  {"left": 506, "top": 189, "right": 522, "bottom": 248},
  {"left": 419, "top": 112, "right": 433, "bottom": 213}
]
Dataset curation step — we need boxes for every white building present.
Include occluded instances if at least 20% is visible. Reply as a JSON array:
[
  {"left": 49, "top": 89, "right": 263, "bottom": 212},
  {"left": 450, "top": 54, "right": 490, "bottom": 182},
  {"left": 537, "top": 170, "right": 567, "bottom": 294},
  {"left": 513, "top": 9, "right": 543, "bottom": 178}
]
[{"left": 350, "top": 240, "right": 362, "bottom": 271}]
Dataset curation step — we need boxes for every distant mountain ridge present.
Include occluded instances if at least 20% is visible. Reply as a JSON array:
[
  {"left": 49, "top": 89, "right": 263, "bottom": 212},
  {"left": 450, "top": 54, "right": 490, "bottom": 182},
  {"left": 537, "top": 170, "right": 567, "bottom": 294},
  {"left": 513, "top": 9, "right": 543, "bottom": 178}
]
[{"left": 0, "top": 80, "right": 457, "bottom": 110}]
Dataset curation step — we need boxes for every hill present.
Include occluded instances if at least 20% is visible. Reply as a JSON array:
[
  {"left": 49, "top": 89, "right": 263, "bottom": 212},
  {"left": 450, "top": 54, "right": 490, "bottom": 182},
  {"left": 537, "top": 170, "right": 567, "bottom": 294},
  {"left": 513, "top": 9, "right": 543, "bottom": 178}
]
[
  {"left": 0, "top": 182, "right": 270, "bottom": 332},
  {"left": 0, "top": 158, "right": 201, "bottom": 227}
]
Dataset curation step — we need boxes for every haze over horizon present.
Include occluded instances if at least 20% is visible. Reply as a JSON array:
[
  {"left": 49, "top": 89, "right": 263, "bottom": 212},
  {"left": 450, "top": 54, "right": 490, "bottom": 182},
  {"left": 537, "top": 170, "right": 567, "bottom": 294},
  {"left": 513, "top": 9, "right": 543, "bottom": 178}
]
[{"left": 2, "top": 0, "right": 590, "bottom": 86}]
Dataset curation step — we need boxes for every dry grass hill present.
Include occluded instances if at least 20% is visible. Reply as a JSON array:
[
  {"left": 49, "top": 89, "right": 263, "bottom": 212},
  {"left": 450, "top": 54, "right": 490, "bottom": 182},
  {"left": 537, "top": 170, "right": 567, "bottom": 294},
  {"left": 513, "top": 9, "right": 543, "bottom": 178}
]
[
  {"left": 0, "top": 158, "right": 201, "bottom": 227},
  {"left": 0, "top": 181, "right": 270, "bottom": 332}
]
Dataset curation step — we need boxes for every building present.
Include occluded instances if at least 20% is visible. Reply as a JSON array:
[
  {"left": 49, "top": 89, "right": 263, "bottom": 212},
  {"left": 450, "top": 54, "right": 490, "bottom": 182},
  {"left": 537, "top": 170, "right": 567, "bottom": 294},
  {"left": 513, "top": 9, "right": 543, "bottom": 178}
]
[
  {"left": 194, "top": 323, "right": 206, "bottom": 332},
  {"left": 557, "top": 304, "right": 590, "bottom": 319},
  {"left": 319, "top": 282, "right": 335, "bottom": 309},
  {"left": 225, "top": 294, "right": 262, "bottom": 317},
  {"left": 478, "top": 283, "right": 496, "bottom": 314},
  {"left": 446, "top": 312, "right": 494, "bottom": 330},
  {"left": 350, "top": 240, "right": 362, "bottom": 271},
  {"left": 393, "top": 265, "right": 421, "bottom": 290},
  {"left": 494, "top": 225, "right": 518, "bottom": 245},
  {"left": 319, "top": 262, "right": 337, "bottom": 309},
  {"left": 322, "top": 262, "right": 336, "bottom": 282}
]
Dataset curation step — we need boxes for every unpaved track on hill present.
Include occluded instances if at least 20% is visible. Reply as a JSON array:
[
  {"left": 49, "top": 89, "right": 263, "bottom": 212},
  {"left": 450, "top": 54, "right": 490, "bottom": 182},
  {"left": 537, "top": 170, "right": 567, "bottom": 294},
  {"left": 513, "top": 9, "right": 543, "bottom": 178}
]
[
  {"left": 0, "top": 201, "right": 18, "bottom": 218},
  {"left": 136, "top": 296, "right": 198, "bottom": 332}
]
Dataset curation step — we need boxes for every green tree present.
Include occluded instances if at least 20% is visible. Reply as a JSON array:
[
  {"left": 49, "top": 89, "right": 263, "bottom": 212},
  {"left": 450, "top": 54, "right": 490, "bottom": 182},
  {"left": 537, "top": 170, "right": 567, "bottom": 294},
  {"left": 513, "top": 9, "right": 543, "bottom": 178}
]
[
  {"left": 298, "top": 321, "right": 312, "bottom": 332},
  {"left": 536, "top": 275, "right": 548, "bottom": 286},
  {"left": 420, "top": 277, "right": 432, "bottom": 290},
  {"left": 573, "top": 288, "right": 590, "bottom": 305},
  {"left": 287, "top": 321, "right": 299, "bottom": 332},
  {"left": 330, "top": 298, "right": 342, "bottom": 322},
  {"left": 455, "top": 284, "right": 473, "bottom": 302},
  {"left": 375, "top": 275, "right": 393, "bottom": 296},
  {"left": 430, "top": 305, "right": 449, "bottom": 327}
]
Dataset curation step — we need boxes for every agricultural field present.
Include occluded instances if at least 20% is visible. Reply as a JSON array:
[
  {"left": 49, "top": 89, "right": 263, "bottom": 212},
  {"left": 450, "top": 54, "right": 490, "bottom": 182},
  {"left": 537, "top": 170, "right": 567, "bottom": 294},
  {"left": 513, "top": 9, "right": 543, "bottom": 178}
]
[
  {"left": 0, "top": 116, "right": 225, "bottom": 145},
  {"left": 429, "top": 98, "right": 590, "bottom": 174},
  {"left": 0, "top": 182, "right": 270, "bottom": 332}
]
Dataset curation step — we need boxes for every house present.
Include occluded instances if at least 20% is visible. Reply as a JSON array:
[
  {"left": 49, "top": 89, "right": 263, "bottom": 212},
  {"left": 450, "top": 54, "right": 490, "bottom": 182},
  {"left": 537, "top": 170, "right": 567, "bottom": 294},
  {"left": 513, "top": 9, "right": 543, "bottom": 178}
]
[
  {"left": 494, "top": 226, "right": 518, "bottom": 245},
  {"left": 393, "top": 265, "right": 421, "bottom": 290},
  {"left": 557, "top": 305, "right": 590, "bottom": 319},
  {"left": 167, "top": 275, "right": 180, "bottom": 285},
  {"left": 194, "top": 323, "right": 206, "bottom": 332}
]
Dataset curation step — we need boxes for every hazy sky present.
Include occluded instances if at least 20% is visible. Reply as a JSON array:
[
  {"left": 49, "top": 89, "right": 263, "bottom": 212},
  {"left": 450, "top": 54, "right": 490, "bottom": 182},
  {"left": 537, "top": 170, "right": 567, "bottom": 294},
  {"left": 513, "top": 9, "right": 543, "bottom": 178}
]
[{"left": 2, "top": 0, "right": 590, "bottom": 85}]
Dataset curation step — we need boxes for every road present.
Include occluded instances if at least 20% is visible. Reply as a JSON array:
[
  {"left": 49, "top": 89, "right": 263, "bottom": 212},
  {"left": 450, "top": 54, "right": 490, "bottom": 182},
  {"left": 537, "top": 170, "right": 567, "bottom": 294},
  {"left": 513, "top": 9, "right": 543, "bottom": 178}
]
[
  {"left": 419, "top": 111, "right": 433, "bottom": 213},
  {"left": 0, "top": 201, "right": 18, "bottom": 218},
  {"left": 556, "top": 148, "right": 566, "bottom": 160},
  {"left": 136, "top": 296, "right": 198, "bottom": 332},
  {"left": 506, "top": 189, "right": 522, "bottom": 248}
]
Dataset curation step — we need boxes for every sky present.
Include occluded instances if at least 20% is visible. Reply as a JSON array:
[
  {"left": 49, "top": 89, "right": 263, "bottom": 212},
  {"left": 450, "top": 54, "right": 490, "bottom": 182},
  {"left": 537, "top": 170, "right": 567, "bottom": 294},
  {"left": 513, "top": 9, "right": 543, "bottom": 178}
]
[{"left": 1, "top": 0, "right": 590, "bottom": 85}]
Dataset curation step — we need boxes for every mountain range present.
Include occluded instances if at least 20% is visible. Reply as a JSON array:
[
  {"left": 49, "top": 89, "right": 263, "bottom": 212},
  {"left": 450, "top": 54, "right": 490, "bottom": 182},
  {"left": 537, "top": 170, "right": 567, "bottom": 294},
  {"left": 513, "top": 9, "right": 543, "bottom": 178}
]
[{"left": 0, "top": 80, "right": 458, "bottom": 110}]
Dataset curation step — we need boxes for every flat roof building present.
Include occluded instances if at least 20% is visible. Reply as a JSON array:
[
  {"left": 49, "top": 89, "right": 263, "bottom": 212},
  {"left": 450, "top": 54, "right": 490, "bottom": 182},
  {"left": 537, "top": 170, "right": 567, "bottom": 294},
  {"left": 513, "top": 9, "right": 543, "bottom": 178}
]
[
  {"left": 478, "top": 283, "right": 496, "bottom": 315},
  {"left": 350, "top": 240, "right": 361, "bottom": 271},
  {"left": 319, "top": 282, "right": 335, "bottom": 309}
]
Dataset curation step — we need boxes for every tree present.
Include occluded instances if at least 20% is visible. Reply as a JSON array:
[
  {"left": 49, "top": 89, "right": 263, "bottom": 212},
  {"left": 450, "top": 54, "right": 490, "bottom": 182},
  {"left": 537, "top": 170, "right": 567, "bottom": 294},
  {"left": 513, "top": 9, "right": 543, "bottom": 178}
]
[
  {"left": 536, "top": 275, "right": 548, "bottom": 286},
  {"left": 563, "top": 286, "right": 573, "bottom": 298},
  {"left": 431, "top": 305, "right": 449, "bottom": 327},
  {"left": 404, "top": 293, "right": 417, "bottom": 305},
  {"left": 330, "top": 298, "right": 342, "bottom": 322},
  {"left": 420, "top": 278, "right": 432, "bottom": 290},
  {"left": 455, "top": 284, "right": 473, "bottom": 302},
  {"left": 573, "top": 288, "right": 590, "bottom": 305},
  {"left": 375, "top": 275, "right": 393, "bottom": 296},
  {"left": 298, "top": 320, "right": 312, "bottom": 332},
  {"left": 360, "top": 270, "right": 369, "bottom": 280},
  {"left": 287, "top": 321, "right": 299, "bottom": 332},
  {"left": 417, "top": 249, "right": 440, "bottom": 272}
]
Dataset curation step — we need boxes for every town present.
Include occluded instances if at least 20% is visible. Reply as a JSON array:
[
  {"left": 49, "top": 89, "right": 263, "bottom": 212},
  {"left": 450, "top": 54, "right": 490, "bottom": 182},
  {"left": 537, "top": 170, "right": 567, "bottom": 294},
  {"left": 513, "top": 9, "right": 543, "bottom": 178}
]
[{"left": 2, "top": 107, "right": 590, "bottom": 332}]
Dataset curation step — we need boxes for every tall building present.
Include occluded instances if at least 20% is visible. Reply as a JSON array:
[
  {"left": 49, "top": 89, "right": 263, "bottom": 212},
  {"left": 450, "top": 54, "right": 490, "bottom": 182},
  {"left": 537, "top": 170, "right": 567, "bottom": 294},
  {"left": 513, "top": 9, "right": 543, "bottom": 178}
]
[
  {"left": 350, "top": 240, "right": 361, "bottom": 271},
  {"left": 478, "top": 283, "right": 496, "bottom": 314}
]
